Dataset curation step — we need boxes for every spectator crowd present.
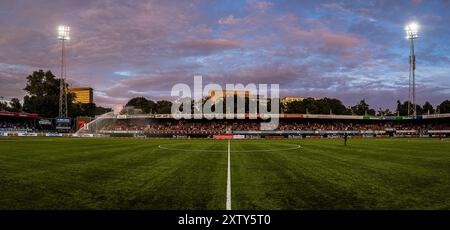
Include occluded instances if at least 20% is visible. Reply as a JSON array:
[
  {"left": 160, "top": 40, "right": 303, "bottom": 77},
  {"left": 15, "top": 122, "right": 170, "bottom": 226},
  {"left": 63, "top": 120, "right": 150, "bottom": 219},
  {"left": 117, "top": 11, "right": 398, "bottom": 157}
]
[
  {"left": 0, "top": 120, "right": 36, "bottom": 131},
  {"left": 100, "top": 119, "right": 450, "bottom": 134}
]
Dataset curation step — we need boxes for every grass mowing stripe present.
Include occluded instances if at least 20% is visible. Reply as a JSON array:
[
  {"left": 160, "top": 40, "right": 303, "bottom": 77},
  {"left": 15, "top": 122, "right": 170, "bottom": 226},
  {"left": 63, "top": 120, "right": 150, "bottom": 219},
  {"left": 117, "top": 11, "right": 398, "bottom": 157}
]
[
  {"left": 231, "top": 139, "right": 450, "bottom": 209},
  {"left": 0, "top": 138, "right": 227, "bottom": 209}
]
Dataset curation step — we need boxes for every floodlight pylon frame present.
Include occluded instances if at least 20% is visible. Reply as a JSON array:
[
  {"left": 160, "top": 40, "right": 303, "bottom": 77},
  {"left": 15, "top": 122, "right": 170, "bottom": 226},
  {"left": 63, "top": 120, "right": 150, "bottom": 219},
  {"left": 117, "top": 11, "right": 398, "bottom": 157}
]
[{"left": 58, "top": 26, "right": 69, "bottom": 118}]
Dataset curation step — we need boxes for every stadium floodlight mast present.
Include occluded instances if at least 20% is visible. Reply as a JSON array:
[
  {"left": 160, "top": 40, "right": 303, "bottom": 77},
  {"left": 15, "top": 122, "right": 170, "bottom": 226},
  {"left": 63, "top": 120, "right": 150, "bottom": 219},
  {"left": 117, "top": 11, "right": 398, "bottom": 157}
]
[
  {"left": 405, "top": 22, "right": 418, "bottom": 116},
  {"left": 58, "top": 25, "right": 70, "bottom": 117}
]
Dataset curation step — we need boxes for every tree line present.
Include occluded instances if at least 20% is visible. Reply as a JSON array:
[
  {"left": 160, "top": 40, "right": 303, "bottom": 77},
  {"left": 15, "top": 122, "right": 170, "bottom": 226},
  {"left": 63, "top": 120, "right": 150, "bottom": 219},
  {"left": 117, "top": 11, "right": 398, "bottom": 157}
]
[
  {"left": 124, "top": 96, "right": 450, "bottom": 116},
  {"left": 124, "top": 97, "right": 172, "bottom": 114},
  {"left": 282, "top": 98, "right": 450, "bottom": 116}
]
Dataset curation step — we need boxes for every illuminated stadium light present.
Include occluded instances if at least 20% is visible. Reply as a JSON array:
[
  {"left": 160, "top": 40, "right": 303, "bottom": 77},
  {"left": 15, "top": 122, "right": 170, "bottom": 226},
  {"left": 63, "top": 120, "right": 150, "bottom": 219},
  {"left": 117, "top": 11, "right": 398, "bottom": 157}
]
[
  {"left": 58, "top": 25, "right": 70, "bottom": 40},
  {"left": 405, "top": 22, "right": 418, "bottom": 39},
  {"left": 405, "top": 22, "right": 419, "bottom": 116},
  {"left": 57, "top": 25, "right": 70, "bottom": 117}
]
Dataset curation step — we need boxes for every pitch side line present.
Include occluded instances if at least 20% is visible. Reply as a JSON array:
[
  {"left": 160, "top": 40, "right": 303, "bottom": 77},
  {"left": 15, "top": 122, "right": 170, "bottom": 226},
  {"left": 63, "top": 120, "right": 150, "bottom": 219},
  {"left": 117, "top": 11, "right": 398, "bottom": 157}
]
[{"left": 226, "top": 139, "right": 231, "bottom": 210}]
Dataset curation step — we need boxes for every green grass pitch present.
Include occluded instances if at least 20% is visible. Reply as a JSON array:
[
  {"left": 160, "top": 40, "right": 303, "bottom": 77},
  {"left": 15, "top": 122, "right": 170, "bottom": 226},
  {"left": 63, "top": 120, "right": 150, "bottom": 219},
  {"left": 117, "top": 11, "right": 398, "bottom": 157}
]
[{"left": 0, "top": 137, "right": 449, "bottom": 210}]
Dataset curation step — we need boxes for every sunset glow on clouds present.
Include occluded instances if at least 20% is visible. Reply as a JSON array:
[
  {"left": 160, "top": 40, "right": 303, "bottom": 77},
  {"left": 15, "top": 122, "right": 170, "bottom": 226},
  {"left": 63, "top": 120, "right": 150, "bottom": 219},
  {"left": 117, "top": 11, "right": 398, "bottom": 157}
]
[{"left": 0, "top": 0, "right": 449, "bottom": 109}]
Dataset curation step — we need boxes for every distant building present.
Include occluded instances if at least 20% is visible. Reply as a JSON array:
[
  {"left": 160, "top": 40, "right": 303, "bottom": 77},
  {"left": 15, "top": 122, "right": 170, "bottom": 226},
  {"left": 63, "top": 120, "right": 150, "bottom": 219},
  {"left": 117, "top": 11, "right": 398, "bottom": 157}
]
[
  {"left": 68, "top": 87, "right": 93, "bottom": 104},
  {"left": 209, "top": 90, "right": 251, "bottom": 100},
  {"left": 208, "top": 90, "right": 276, "bottom": 104},
  {"left": 281, "top": 97, "right": 320, "bottom": 105}
]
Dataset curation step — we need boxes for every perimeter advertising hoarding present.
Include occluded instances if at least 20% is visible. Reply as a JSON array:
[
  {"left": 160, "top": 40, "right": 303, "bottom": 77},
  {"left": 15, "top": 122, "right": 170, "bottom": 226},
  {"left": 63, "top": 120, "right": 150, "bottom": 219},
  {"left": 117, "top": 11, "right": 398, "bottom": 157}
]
[
  {"left": 71, "top": 134, "right": 95, "bottom": 138},
  {"left": 233, "top": 135, "right": 245, "bottom": 139},
  {"left": 45, "top": 133, "right": 64, "bottom": 137},
  {"left": 423, "top": 113, "right": 450, "bottom": 119},
  {"left": 304, "top": 114, "right": 363, "bottom": 119},
  {"left": 428, "top": 130, "right": 450, "bottom": 134},
  {"left": 55, "top": 117, "right": 72, "bottom": 130},
  {"left": 233, "top": 130, "right": 361, "bottom": 135},
  {"left": 17, "top": 132, "right": 38, "bottom": 137},
  {"left": 212, "top": 135, "right": 246, "bottom": 139},
  {"left": 213, "top": 135, "right": 234, "bottom": 139},
  {"left": 55, "top": 118, "right": 71, "bottom": 124},
  {"left": 363, "top": 116, "right": 416, "bottom": 120},
  {"left": 38, "top": 119, "right": 52, "bottom": 125}
]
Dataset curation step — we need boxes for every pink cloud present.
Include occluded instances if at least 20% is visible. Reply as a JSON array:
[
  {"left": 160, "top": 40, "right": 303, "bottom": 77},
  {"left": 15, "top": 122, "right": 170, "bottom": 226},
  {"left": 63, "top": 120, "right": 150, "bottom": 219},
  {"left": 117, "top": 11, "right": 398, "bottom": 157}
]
[
  {"left": 321, "top": 3, "right": 352, "bottom": 14},
  {"left": 253, "top": 1, "right": 274, "bottom": 11},
  {"left": 320, "top": 31, "right": 366, "bottom": 48},
  {"left": 218, "top": 15, "right": 241, "bottom": 25},
  {"left": 173, "top": 38, "right": 240, "bottom": 54},
  {"left": 1, "top": 0, "right": 448, "bottom": 111},
  {"left": 287, "top": 27, "right": 365, "bottom": 51}
]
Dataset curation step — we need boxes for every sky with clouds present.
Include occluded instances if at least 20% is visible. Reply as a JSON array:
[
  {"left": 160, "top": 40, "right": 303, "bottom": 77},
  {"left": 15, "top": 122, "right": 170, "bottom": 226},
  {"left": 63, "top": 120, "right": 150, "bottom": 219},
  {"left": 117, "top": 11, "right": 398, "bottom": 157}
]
[{"left": 0, "top": 0, "right": 449, "bottom": 110}]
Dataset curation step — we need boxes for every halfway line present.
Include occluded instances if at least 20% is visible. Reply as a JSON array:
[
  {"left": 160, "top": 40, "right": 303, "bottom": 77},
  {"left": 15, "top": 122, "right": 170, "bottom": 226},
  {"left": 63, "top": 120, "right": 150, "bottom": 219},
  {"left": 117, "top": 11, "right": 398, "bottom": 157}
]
[{"left": 226, "top": 139, "right": 231, "bottom": 210}]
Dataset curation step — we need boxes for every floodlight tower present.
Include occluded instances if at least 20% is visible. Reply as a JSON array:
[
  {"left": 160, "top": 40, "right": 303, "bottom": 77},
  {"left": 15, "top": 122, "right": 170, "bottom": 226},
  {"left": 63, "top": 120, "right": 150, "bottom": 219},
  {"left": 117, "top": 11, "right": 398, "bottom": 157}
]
[
  {"left": 58, "top": 25, "right": 70, "bottom": 117},
  {"left": 405, "top": 23, "right": 418, "bottom": 116}
]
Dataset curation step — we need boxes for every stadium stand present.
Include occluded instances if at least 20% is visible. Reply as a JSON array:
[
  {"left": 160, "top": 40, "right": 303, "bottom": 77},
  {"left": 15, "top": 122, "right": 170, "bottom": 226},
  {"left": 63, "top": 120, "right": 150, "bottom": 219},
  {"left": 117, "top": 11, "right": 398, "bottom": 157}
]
[
  {"left": 0, "top": 111, "right": 38, "bottom": 131},
  {"left": 3, "top": 110, "right": 448, "bottom": 139},
  {"left": 76, "top": 113, "right": 450, "bottom": 138},
  {"left": 98, "top": 119, "right": 450, "bottom": 132}
]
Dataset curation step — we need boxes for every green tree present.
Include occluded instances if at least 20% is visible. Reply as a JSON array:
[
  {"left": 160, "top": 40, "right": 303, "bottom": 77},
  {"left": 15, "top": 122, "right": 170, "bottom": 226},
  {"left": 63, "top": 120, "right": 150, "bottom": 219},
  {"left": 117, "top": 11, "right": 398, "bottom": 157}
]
[
  {"left": 422, "top": 101, "right": 434, "bottom": 115},
  {"left": 376, "top": 108, "right": 394, "bottom": 116},
  {"left": 22, "top": 70, "right": 62, "bottom": 117},
  {"left": 351, "top": 99, "right": 375, "bottom": 115},
  {"left": 322, "top": 98, "right": 349, "bottom": 115},
  {"left": 396, "top": 100, "right": 425, "bottom": 115},
  {"left": 396, "top": 100, "right": 409, "bottom": 116},
  {"left": 125, "top": 97, "right": 156, "bottom": 113},
  {"left": 303, "top": 98, "right": 320, "bottom": 114},
  {"left": 9, "top": 98, "right": 22, "bottom": 112},
  {"left": 415, "top": 104, "right": 423, "bottom": 115},
  {"left": 284, "top": 97, "right": 350, "bottom": 115},
  {"left": 155, "top": 100, "right": 172, "bottom": 114},
  {"left": 285, "top": 100, "right": 306, "bottom": 114},
  {"left": 69, "top": 103, "right": 97, "bottom": 117},
  {"left": 94, "top": 106, "right": 112, "bottom": 115},
  {"left": 437, "top": 100, "right": 450, "bottom": 113},
  {"left": 22, "top": 69, "right": 109, "bottom": 118},
  {"left": 0, "top": 100, "right": 9, "bottom": 111}
]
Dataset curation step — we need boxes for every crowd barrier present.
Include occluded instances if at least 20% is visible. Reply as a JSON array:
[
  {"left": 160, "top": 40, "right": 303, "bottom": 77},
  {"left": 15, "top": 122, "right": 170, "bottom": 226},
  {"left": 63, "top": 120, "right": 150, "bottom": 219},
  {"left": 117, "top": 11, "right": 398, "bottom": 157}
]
[
  {"left": 0, "top": 131, "right": 100, "bottom": 138},
  {"left": 1, "top": 130, "right": 449, "bottom": 139}
]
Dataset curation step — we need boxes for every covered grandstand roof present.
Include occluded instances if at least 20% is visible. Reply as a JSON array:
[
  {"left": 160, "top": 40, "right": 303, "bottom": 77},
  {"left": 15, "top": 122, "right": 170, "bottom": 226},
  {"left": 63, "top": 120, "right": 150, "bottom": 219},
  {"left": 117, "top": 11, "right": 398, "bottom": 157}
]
[{"left": 0, "top": 111, "right": 39, "bottom": 118}]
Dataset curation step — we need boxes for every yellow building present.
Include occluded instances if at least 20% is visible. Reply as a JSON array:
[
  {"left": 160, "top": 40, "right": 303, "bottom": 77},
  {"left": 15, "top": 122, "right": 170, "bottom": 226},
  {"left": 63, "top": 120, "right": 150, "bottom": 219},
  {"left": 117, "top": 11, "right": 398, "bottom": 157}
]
[
  {"left": 68, "top": 87, "right": 93, "bottom": 104},
  {"left": 281, "top": 97, "right": 320, "bottom": 105},
  {"left": 209, "top": 90, "right": 252, "bottom": 101}
]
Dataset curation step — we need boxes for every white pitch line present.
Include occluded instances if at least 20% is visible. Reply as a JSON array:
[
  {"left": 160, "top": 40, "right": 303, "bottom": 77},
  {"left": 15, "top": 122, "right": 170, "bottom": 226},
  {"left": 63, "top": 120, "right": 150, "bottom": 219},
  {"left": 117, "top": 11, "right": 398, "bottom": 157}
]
[
  {"left": 158, "top": 143, "right": 301, "bottom": 153},
  {"left": 226, "top": 139, "right": 232, "bottom": 210}
]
